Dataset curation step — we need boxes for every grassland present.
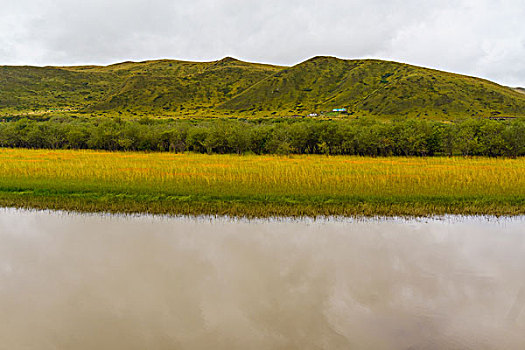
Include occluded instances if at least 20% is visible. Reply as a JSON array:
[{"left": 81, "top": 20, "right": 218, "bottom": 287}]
[
  {"left": 2, "top": 56, "right": 525, "bottom": 120},
  {"left": 0, "top": 148, "right": 523, "bottom": 217}
]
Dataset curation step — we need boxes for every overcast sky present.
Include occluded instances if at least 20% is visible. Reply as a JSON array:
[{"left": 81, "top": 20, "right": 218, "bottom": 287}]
[{"left": 1, "top": 0, "right": 524, "bottom": 86}]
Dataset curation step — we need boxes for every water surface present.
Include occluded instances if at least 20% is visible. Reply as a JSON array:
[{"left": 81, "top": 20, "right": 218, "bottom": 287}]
[{"left": 1, "top": 209, "right": 524, "bottom": 349}]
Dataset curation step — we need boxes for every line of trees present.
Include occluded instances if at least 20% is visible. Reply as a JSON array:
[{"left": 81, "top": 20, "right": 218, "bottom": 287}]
[{"left": 0, "top": 116, "right": 524, "bottom": 157}]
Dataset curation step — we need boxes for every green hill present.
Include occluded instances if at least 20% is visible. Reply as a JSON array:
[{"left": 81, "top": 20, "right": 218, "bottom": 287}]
[
  {"left": 1, "top": 56, "right": 525, "bottom": 119},
  {"left": 220, "top": 56, "right": 525, "bottom": 118},
  {"left": 0, "top": 58, "right": 282, "bottom": 117}
]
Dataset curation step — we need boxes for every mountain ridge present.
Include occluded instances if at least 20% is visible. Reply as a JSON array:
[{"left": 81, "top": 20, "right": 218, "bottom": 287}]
[{"left": 1, "top": 56, "right": 524, "bottom": 119}]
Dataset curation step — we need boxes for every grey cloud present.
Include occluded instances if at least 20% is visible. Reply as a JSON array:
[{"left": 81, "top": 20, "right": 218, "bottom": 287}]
[{"left": 0, "top": 0, "right": 524, "bottom": 86}]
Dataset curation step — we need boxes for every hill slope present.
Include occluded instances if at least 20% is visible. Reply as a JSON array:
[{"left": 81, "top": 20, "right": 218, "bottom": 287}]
[
  {"left": 0, "top": 58, "right": 282, "bottom": 116},
  {"left": 1, "top": 56, "right": 525, "bottom": 119},
  {"left": 220, "top": 56, "right": 525, "bottom": 118}
]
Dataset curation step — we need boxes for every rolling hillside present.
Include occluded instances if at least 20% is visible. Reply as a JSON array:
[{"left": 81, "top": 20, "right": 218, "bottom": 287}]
[
  {"left": 0, "top": 57, "right": 282, "bottom": 117},
  {"left": 1, "top": 56, "right": 525, "bottom": 119},
  {"left": 220, "top": 56, "right": 525, "bottom": 118}
]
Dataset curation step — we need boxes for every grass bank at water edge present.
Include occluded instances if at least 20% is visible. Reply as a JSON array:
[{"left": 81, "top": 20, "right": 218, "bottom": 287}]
[{"left": 0, "top": 148, "right": 523, "bottom": 217}]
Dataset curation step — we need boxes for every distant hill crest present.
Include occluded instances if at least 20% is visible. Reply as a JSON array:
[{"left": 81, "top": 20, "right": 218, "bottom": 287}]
[{"left": 1, "top": 56, "right": 525, "bottom": 119}]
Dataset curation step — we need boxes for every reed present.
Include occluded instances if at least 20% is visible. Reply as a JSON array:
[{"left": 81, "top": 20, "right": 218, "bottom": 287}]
[{"left": 0, "top": 148, "right": 523, "bottom": 217}]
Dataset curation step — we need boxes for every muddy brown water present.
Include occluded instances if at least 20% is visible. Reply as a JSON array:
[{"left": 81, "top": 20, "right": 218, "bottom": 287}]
[{"left": 0, "top": 208, "right": 524, "bottom": 349}]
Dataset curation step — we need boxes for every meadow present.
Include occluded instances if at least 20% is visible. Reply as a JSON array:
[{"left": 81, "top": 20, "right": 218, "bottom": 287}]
[{"left": 0, "top": 148, "right": 523, "bottom": 217}]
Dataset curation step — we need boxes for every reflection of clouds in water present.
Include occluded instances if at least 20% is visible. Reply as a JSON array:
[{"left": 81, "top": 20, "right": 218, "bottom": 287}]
[
  {"left": 0, "top": 209, "right": 524, "bottom": 349},
  {"left": 508, "top": 285, "right": 525, "bottom": 325}
]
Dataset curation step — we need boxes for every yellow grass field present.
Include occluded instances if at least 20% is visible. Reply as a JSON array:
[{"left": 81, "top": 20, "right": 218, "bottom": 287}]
[{"left": 0, "top": 148, "right": 523, "bottom": 217}]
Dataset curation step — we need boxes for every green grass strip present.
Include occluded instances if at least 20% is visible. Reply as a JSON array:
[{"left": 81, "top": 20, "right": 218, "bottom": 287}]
[{"left": 0, "top": 188, "right": 523, "bottom": 218}]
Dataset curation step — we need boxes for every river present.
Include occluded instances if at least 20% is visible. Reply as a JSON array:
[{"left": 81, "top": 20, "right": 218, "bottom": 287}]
[{"left": 0, "top": 208, "right": 524, "bottom": 349}]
